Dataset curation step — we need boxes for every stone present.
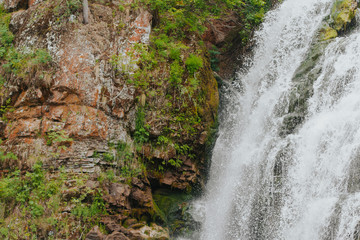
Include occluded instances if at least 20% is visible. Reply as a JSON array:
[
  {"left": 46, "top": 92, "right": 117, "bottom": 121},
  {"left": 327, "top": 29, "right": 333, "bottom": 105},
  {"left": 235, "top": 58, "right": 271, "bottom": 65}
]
[
  {"left": 123, "top": 218, "right": 137, "bottom": 228},
  {"left": 0, "top": 0, "right": 24, "bottom": 10},
  {"left": 330, "top": 0, "right": 357, "bottom": 32},
  {"left": 0, "top": 120, "right": 5, "bottom": 138},
  {"left": 199, "top": 131, "right": 208, "bottom": 145},
  {"left": 202, "top": 12, "right": 239, "bottom": 46},
  {"left": 319, "top": 25, "right": 338, "bottom": 41},
  {"left": 5, "top": 118, "right": 41, "bottom": 139},
  {"left": 14, "top": 88, "right": 44, "bottom": 107},
  {"left": 85, "top": 226, "right": 105, "bottom": 240},
  {"left": 61, "top": 187, "right": 81, "bottom": 201},
  {"left": 130, "top": 186, "right": 153, "bottom": 208},
  {"left": 103, "top": 183, "right": 131, "bottom": 209},
  {"left": 105, "top": 232, "right": 129, "bottom": 240},
  {"left": 129, "top": 223, "right": 169, "bottom": 240},
  {"left": 131, "top": 178, "right": 145, "bottom": 189},
  {"left": 85, "top": 180, "right": 100, "bottom": 189},
  {"left": 1, "top": 0, "right": 148, "bottom": 168}
]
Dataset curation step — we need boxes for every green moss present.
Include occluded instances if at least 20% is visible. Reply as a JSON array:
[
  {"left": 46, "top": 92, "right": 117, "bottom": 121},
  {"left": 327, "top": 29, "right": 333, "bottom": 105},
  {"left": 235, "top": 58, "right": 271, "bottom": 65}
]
[
  {"left": 319, "top": 25, "right": 338, "bottom": 41},
  {"left": 330, "top": 0, "right": 357, "bottom": 32},
  {"left": 152, "top": 189, "right": 197, "bottom": 236}
]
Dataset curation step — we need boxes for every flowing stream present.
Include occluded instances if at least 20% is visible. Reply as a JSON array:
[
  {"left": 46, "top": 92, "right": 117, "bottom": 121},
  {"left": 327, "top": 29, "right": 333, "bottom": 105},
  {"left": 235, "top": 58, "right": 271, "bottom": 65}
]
[{"left": 187, "top": 0, "right": 360, "bottom": 239}]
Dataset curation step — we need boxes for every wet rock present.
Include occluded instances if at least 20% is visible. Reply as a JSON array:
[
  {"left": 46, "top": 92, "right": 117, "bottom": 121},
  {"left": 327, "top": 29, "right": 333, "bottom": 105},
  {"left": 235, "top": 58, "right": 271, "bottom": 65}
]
[
  {"left": 330, "top": 0, "right": 357, "bottom": 32},
  {"left": 319, "top": 24, "right": 338, "bottom": 41}
]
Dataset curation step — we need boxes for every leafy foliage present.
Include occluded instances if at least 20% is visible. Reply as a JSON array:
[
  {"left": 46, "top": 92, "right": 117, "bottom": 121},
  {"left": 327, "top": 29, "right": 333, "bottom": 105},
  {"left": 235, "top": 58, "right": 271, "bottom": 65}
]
[
  {"left": 185, "top": 54, "right": 203, "bottom": 75},
  {"left": 0, "top": 163, "right": 107, "bottom": 239},
  {"left": 134, "top": 107, "right": 150, "bottom": 143},
  {"left": 0, "top": 4, "right": 52, "bottom": 90},
  {"left": 45, "top": 130, "right": 73, "bottom": 148}
]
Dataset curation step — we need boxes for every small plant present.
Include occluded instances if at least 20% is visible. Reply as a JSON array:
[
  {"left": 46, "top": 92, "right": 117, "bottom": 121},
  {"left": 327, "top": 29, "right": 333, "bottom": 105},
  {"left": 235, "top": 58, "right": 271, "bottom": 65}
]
[
  {"left": 102, "top": 152, "right": 114, "bottom": 162},
  {"left": 0, "top": 94, "right": 14, "bottom": 124},
  {"left": 45, "top": 130, "right": 73, "bottom": 147},
  {"left": 168, "top": 158, "right": 182, "bottom": 168},
  {"left": 185, "top": 54, "right": 203, "bottom": 75},
  {"left": 169, "top": 60, "right": 184, "bottom": 85},
  {"left": 71, "top": 195, "right": 106, "bottom": 219},
  {"left": 157, "top": 135, "right": 170, "bottom": 145},
  {"left": 66, "top": 0, "right": 82, "bottom": 13},
  {"left": 134, "top": 107, "right": 150, "bottom": 143}
]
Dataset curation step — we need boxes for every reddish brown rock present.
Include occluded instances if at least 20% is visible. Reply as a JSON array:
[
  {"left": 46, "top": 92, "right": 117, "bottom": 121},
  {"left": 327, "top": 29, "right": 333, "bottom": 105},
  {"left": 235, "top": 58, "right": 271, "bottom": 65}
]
[
  {"left": 105, "top": 232, "right": 129, "bottom": 240},
  {"left": 103, "top": 183, "right": 131, "bottom": 209},
  {"left": 85, "top": 226, "right": 105, "bottom": 240},
  {"left": 202, "top": 12, "right": 239, "bottom": 47},
  {"left": 1, "top": 0, "right": 150, "bottom": 168},
  {"left": 14, "top": 88, "right": 44, "bottom": 107},
  {"left": 5, "top": 118, "right": 41, "bottom": 139},
  {"left": 130, "top": 187, "right": 153, "bottom": 208}
]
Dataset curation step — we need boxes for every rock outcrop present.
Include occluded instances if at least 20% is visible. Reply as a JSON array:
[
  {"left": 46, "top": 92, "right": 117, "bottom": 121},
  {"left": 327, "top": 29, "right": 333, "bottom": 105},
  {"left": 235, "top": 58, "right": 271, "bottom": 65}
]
[{"left": 0, "top": 0, "right": 219, "bottom": 238}]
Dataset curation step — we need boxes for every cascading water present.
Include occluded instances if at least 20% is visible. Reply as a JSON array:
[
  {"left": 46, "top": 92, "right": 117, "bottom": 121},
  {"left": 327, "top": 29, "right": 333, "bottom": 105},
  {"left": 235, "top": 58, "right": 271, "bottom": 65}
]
[{"left": 186, "top": 0, "right": 360, "bottom": 239}]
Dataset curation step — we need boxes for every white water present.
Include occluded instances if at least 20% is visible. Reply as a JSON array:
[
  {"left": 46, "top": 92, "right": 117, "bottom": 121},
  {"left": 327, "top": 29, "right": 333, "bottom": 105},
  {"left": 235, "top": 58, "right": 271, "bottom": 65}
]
[{"left": 190, "top": 0, "right": 360, "bottom": 239}]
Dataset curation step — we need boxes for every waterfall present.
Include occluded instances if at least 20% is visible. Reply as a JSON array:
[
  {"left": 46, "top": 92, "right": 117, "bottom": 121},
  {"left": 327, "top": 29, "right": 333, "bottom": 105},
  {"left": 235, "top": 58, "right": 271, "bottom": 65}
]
[{"left": 188, "top": 0, "right": 360, "bottom": 239}]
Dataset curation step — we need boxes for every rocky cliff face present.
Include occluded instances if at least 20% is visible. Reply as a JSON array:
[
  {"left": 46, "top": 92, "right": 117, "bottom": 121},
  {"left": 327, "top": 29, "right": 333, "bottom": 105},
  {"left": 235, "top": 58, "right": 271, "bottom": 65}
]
[
  {"left": 0, "top": 0, "right": 219, "bottom": 238},
  {"left": 0, "top": 0, "right": 277, "bottom": 239}
]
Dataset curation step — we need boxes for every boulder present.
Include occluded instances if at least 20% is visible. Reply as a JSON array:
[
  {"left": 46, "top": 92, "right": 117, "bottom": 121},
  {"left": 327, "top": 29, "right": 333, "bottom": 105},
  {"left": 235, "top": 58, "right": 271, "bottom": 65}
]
[
  {"left": 103, "top": 183, "right": 131, "bottom": 209},
  {"left": 105, "top": 232, "right": 129, "bottom": 240},
  {"left": 85, "top": 226, "right": 105, "bottom": 240},
  {"left": 330, "top": 0, "right": 357, "bottom": 32}
]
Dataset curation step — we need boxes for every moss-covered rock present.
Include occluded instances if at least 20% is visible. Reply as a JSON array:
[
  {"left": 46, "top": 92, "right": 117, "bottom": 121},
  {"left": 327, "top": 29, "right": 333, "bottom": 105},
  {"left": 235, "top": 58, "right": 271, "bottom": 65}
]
[
  {"left": 319, "top": 24, "right": 338, "bottom": 41},
  {"left": 330, "top": 0, "right": 357, "bottom": 32},
  {"left": 318, "top": 0, "right": 357, "bottom": 41},
  {"left": 152, "top": 189, "right": 199, "bottom": 237}
]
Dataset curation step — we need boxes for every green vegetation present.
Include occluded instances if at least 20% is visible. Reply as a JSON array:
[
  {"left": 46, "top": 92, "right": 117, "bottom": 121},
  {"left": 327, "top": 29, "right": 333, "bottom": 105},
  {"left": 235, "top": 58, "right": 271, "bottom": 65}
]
[
  {"left": 185, "top": 54, "right": 203, "bottom": 75},
  {"left": 0, "top": 140, "right": 17, "bottom": 162},
  {"left": 0, "top": 5, "right": 52, "bottom": 85},
  {"left": 107, "top": 0, "right": 276, "bottom": 173},
  {"left": 45, "top": 130, "right": 73, "bottom": 147},
  {"left": 153, "top": 189, "right": 195, "bottom": 236},
  {"left": 54, "top": 0, "right": 82, "bottom": 24},
  {"left": 330, "top": 0, "right": 357, "bottom": 31},
  {"left": 95, "top": 141, "right": 143, "bottom": 180},
  {"left": 0, "top": 162, "right": 107, "bottom": 239},
  {"left": 134, "top": 107, "right": 150, "bottom": 144}
]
